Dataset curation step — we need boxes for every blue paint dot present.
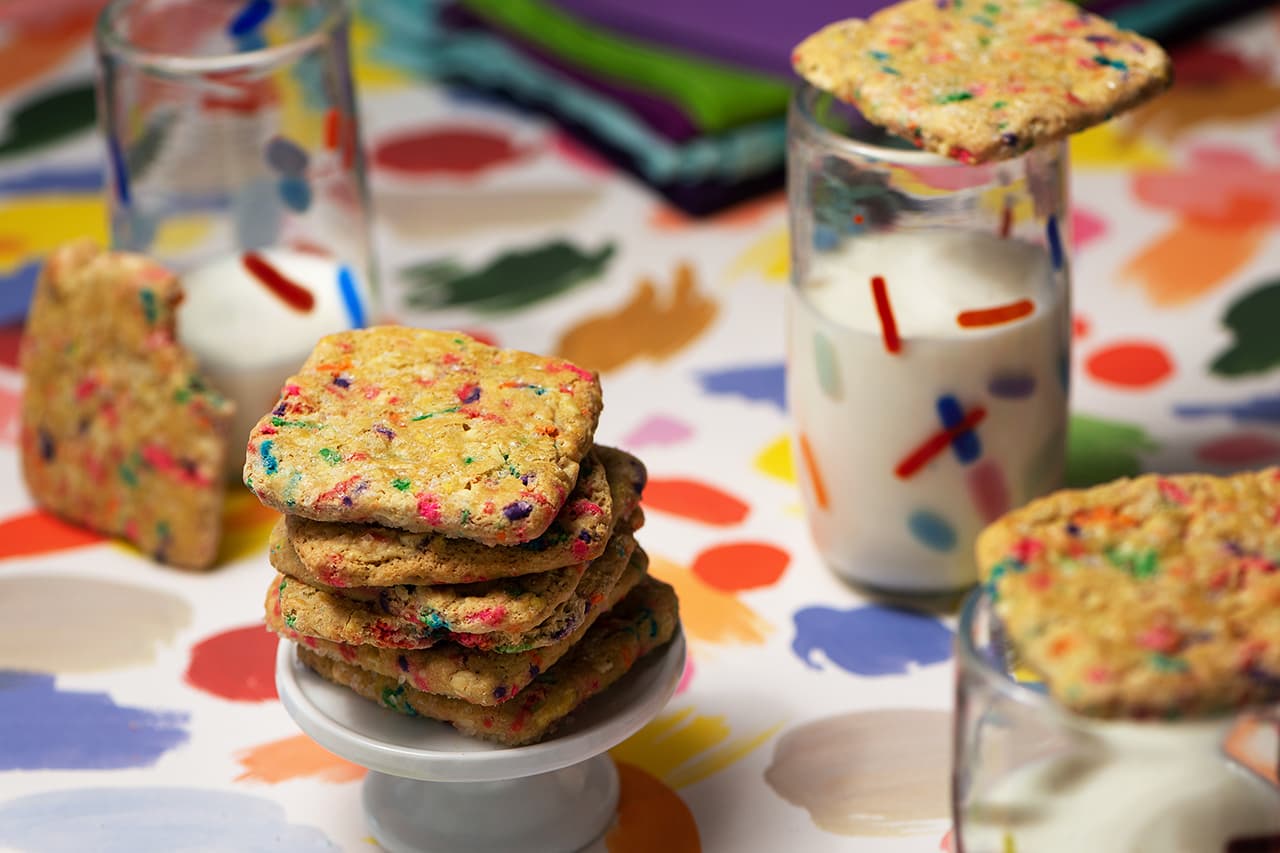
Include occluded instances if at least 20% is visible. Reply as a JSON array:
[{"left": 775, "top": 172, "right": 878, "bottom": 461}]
[
  {"left": 265, "top": 136, "right": 309, "bottom": 175},
  {"left": 1046, "top": 215, "right": 1064, "bottom": 271},
  {"left": 337, "top": 264, "right": 365, "bottom": 328},
  {"left": 228, "top": 0, "right": 274, "bottom": 37},
  {"left": 277, "top": 176, "right": 312, "bottom": 212},
  {"left": 0, "top": 672, "right": 188, "bottom": 770},
  {"left": 697, "top": 363, "right": 786, "bottom": 412},
  {"left": 0, "top": 260, "right": 42, "bottom": 325},
  {"left": 813, "top": 224, "right": 840, "bottom": 251},
  {"left": 936, "top": 394, "right": 981, "bottom": 464},
  {"left": 233, "top": 179, "right": 281, "bottom": 250},
  {"left": 791, "top": 605, "right": 954, "bottom": 676},
  {"left": 988, "top": 371, "right": 1037, "bottom": 399},
  {"left": 907, "top": 509, "right": 957, "bottom": 552}
]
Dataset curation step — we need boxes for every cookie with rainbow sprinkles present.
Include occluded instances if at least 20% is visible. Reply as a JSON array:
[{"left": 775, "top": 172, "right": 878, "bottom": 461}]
[
  {"left": 243, "top": 327, "right": 603, "bottom": 544},
  {"left": 976, "top": 470, "right": 1280, "bottom": 719},
  {"left": 792, "top": 0, "right": 1173, "bottom": 164}
]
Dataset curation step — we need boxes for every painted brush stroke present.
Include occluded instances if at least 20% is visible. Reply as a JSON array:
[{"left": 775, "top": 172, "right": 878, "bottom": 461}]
[
  {"left": 697, "top": 363, "right": 785, "bottom": 412},
  {"left": 791, "top": 605, "right": 953, "bottom": 676},
  {"left": 185, "top": 623, "right": 279, "bottom": 702},
  {"left": 0, "top": 576, "right": 190, "bottom": 673},
  {"left": 1066, "top": 414, "right": 1157, "bottom": 488},
  {"left": 556, "top": 263, "right": 718, "bottom": 373},
  {"left": 647, "top": 555, "right": 771, "bottom": 646},
  {"left": 235, "top": 734, "right": 365, "bottom": 784},
  {"left": 0, "top": 787, "right": 339, "bottom": 851},
  {"left": 612, "top": 706, "right": 783, "bottom": 790},
  {"left": 765, "top": 709, "right": 951, "bottom": 837},
  {"left": 0, "top": 671, "right": 188, "bottom": 770},
  {"left": 1210, "top": 278, "right": 1280, "bottom": 377},
  {"left": 606, "top": 761, "right": 702, "bottom": 852}
]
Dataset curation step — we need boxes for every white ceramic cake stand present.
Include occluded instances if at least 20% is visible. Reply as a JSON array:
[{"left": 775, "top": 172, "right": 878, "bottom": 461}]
[{"left": 276, "top": 630, "right": 686, "bottom": 853}]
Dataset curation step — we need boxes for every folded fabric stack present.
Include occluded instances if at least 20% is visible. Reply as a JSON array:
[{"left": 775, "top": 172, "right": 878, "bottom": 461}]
[
  {"left": 359, "top": 0, "right": 1236, "bottom": 214},
  {"left": 244, "top": 326, "right": 678, "bottom": 745}
]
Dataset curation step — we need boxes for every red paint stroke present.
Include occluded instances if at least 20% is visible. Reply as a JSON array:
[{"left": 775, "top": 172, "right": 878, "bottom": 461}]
[
  {"left": 1172, "top": 43, "right": 1268, "bottom": 86},
  {"left": 895, "top": 407, "right": 987, "bottom": 480},
  {"left": 967, "top": 458, "right": 1011, "bottom": 523},
  {"left": 957, "top": 299, "right": 1035, "bottom": 328},
  {"left": 242, "top": 253, "right": 315, "bottom": 312},
  {"left": 374, "top": 127, "right": 527, "bottom": 176},
  {"left": 642, "top": 478, "right": 748, "bottom": 526},
  {"left": 691, "top": 542, "right": 790, "bottom": 591},
  {"left": 797, "top": 432, "right": 830, "bottom": 510},
  {"left": 1072, "top": 315, "right": 1091, "bottom": 339},
  {"left": 185, "top": 623, "right": 279, "bottom": 702},
  {"left": 0, "top": 323, "right": 22, "bottom": 369},
  {"left": 870, "top": 275, "right": 901, "bottom": 354},
  {"left": 1196, "top": 433, "right": 1280, "bottom": 466},
  {"left": 323, "top": 107, "right": 341, "bottom": 150},
  {"left": 0, "top": 510, "right": 104, "bottom": 560},
  {"left": 1084, "top": 341, "right": 1174, "bottom": 388}
]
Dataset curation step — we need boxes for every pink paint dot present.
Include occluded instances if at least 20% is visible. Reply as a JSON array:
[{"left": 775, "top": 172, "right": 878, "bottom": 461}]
[
  {"left": 967, "top": 459, "right": 1010, "bottom": 523},
  {"left": 1071, "top": 208, "right": 1107, "bottom": 251},
  {"left": 621, "top": 414, "right": 694, "bottom": 448}
]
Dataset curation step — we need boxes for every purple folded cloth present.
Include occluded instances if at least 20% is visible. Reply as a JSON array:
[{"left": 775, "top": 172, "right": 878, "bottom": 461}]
[
  {"left": 441, "top": 4, "right": 703, "bottom": 142},
  {"left": 549, "top": 0, "right": 886, "bottom": 77}
]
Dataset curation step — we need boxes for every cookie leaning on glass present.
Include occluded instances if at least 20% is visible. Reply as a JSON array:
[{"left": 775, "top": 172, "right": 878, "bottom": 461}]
[{"left": 976, "top": 469, "right": 1280, "bottom": 719}]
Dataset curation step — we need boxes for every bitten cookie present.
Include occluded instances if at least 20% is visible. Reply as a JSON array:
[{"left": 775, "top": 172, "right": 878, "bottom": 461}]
[
  {"left": 268, "top": 548, "right": 648, "bottom": 706},
  {"left": 19, "top": 240, "right": 233, "bottom": 570},
  {"left": 977, "top": 469, "right": 1280, "bottom": 719},
  {"left": 296, "top": 576, "right": 679, "bottom": 745},
  {"left": 270, "top": 517, "right": 586, "bottom": 635},
  {"left": 243, "top": 327, "right": 603, "bottom": 543},
  {"left": 270, "top": 522, "right": 639, "bottom": 651},
  {"left": 284, "top": 445, "right": 645, "bottom": 586},
  {"left": 793, "top": 0, "right": 1172, "bottom": 164}
]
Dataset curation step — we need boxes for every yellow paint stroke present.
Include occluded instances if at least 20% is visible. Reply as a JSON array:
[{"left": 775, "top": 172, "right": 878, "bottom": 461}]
[
  {"left": 1122, "top": 219, "right": 1268, "bottom": 306},
  {"left": 218, "top": 491, "right": 282, "bottom": 564},
  {"left": 726, "top": 225, "right": 789, "bottom": 284},
  {"left": 235, "top": 734, "right": 366, "bottom": 784},
  {"left": 612, "top": 707, "right": 783, "bottom": 789},
  {"left": 647, "top": 555, "right": 772, "bottom": 646},
  {"left": 755, "top": 434, "right": 795, "bottom": 484},
  {"left": 351, "top": 16, "right": 414, "bottom": 90},
  {"left": 0, "top": 197, "right": 107, "bottom": 267},
  {"left": 555, "top": 263, "right": 718, "bottom": 374},
  {"left": 606, "top": 761, "right": 701, "bottom": 853},
  {"left": 1069, "top": 122, "right": 1169, "bottom": 170}
]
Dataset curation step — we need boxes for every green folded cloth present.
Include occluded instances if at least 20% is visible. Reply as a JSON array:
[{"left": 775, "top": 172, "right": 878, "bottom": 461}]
[{"left": 458, "top": 0, "right": 790, "bottom": 133}]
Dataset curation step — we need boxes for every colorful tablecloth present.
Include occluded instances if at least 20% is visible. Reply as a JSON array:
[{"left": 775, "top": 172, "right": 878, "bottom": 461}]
[{"left": 2, "top": 2, "right": 1280, "bottom": 851}]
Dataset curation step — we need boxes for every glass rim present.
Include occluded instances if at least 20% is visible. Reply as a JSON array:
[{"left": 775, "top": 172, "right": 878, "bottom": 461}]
[
  {"left": 790, "top": 82, "right": 958, "bottom": 168},
  {"left": 95, "top": 0, "right": 348, "bottom": 75},
  {"left": 956, "top": 585, "right": 1272, "bottom": 729}
]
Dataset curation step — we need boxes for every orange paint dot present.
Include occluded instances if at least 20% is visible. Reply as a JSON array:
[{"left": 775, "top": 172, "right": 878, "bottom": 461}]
[
  {"left": 235, "top": 734, "right": 365, "bottom": 784},
  {"left": 797, "top": 432, "right": 829, "bottom": 509},
  {"left": 0, "top": 510, "right": 104, "bottom": 560},
  {"left": 691, "top": 542, "right": 790, "bottom": 591},
  {"left": 642, "top": 478, "right": 748, "bottom": 526},
  {"left": 956, "top": 299, "right": 1035, "bottom": 328},
  {"left": 606, "top": 761, "right": 701, "bottom": 853},
  {"left": 1084, "top": 341, "right": 1175, "bottom": 388},
  {"left": 1072, "top": 315, "right": 1091, "bottom": 338}
]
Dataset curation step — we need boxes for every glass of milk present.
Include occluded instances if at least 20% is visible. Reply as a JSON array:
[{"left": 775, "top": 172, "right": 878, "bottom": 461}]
[
  {"left": 95, "top": 0, "right": 378, "bottom": 476},
  {"left": 953, "top": 589, "right": 1280, "bottom": 853},
  {"left": 786, "top": 85, "right": 1072, "bottom": 593}
]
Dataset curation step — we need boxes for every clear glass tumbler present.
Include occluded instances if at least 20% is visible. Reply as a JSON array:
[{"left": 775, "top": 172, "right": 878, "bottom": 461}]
[
  {"left": 786, "top": 84, "right": 1072, "bottom": 594},
  {"left": 94, "top": 0, "right": 378, "bottom": 472},
  {"left": 953, "top": 587, "right": 1280, "bottom": 852}
]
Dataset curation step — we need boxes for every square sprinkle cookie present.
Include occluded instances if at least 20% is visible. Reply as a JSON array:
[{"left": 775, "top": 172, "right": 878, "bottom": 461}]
[
  {"left": 244, "top": 328, "right": 603, "bottom": 544},
  {"left": 20, "top": 241, "right": 233, "bottom": 570},
  {"left": 793, "top": 0, "right": 1172, "bottom": 164}
]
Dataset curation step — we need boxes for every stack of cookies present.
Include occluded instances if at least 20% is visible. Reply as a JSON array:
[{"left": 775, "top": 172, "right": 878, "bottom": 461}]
[{"left": 243, "top": 327, "right": 679, "bottom": 745}]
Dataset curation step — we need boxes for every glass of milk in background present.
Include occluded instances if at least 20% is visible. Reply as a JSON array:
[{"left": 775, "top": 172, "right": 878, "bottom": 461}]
[
  {"left": 953, "top": 589, "right": 1280, "bottom": 852},
  {"left": 786, "top": 85, "right": 1072, "bottom": 594},
  {"left": 95, "top": 0, "right": 378, "bottom": 477}
]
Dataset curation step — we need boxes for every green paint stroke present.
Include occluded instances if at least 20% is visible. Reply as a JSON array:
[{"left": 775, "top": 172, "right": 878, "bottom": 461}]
[
  {"left": 1066, "top": 414, "right": 1158, "bottom": 488},
  {"left": 0, "top": 84, "right": 97, "bottom": 159},
  {"left": 1210, "top": 278, "right": 1280, "bottom": 377},
  {"left": 401, "top": 241, "right": 615, "bottom": 314}
]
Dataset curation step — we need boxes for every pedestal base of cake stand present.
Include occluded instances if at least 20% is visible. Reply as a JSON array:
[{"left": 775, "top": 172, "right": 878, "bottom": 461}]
[{"left": 276, "top": 630, "right": 686, "bottom": 853}]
